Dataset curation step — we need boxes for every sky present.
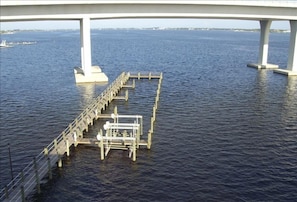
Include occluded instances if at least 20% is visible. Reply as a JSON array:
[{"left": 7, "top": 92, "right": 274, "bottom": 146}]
[{"left": 0, "top": 19, "right": 291, "bottom": 30}]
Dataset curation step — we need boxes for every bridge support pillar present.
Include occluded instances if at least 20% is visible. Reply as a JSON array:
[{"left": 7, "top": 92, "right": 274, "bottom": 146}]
[
  {"left": 74, "top": 17, "right": 108, "bottom": 83},
  {"left": 247, "top": 20, "right": 278, "bottom": 69},
  {"left": 274, "top": 20, "right": 297, "bottom": 76}
]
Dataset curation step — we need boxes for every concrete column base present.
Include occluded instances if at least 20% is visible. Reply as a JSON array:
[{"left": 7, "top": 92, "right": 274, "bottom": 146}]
[
  {"left": 74, "top": 66, "right": 108, "bottom": 83},
  {"left": 247, "top": 63, "right": 279, "bottom": 69},
  {"left": 273, "top": 69, "right": 297, "bottom": 76}
]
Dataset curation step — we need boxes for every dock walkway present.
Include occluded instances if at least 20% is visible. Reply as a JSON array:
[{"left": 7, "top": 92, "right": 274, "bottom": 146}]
[{"left": 0, "top": 72, "right": 162, "bottom": 202}]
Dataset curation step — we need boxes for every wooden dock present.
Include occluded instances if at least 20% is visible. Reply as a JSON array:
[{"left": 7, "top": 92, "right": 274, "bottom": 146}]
[{"left": 0, "top": 72, "right": 162, "bottom": 202}]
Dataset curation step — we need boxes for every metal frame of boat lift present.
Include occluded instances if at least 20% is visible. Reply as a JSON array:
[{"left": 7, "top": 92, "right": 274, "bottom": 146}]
[{"left": 97, "top": 114, "right": 143, "bottom": 161}]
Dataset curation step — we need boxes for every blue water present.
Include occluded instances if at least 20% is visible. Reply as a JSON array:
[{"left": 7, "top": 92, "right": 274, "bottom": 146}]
[{"left": 0, "top": 29, "right": 296, "bottom": 201}]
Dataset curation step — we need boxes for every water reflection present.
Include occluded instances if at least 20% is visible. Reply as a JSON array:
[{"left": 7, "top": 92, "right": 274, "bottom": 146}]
[
  {"left": 281, "top": 76, "right": 297, "bottom": 127},
  {"left": 76, "top": 83, "right": 107, "bottom": 109},
  {"left": 286, "top": 76, "right": 297, "bottom": 97},
  {"left": 251, "top": 70, "right": 269, "bottom": 118}
]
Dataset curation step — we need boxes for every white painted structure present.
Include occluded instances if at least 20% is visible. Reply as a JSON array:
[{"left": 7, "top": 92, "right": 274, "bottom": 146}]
[{"left": 1, "top": 1, "right": 297, "bottom": 77}]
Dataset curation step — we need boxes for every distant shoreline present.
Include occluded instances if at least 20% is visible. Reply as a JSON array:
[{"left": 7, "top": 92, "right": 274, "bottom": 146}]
[{"left": 0, "top": 27, "right": 290, "bottom": 34}]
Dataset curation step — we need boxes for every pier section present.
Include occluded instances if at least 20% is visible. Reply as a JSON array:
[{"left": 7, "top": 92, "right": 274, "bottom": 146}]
[{"left": 0, "top": 72, "right": 162, "bottom": 202}]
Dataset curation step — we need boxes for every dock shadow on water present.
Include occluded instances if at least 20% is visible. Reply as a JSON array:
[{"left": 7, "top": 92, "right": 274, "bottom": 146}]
[{"left": 32, "top": 145, "right": 156, "bottom": 202}]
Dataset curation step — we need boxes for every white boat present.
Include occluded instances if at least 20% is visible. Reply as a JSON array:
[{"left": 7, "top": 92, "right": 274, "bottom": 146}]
[
  {"left": 0, "top": 40, "right": 12, "bottom": 48},
  {"left": 0, "top": 40, "right": 8, "bottom": 47}
]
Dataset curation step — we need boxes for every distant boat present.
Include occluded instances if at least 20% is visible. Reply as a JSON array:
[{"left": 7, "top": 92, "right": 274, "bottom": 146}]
[
  {"left": 0, "top": 40, "right": 9, "bottom": 48},
  {"left": 0, "top": 40, "right": 12, "bottom": 48}
]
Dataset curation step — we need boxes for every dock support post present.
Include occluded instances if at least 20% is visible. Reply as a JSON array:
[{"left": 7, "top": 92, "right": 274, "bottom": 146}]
[
  {"left": 66, "top": 139, "right": 70, "bottom": 157},
  {"left": 147, "top": 130, "right": 152, "bottom": 149},
  {"left": 114, "top": 106, "right": 118, "bottom": 115},
  {"left": 274, "top": 20, "right": 297, "bottom": 76},
  {"left": 86, "top": 117, "right": 90, "bottom": 132},
  {"left": 151, "top": 117, "right": 154, "bottom": 133},
  {"left": 137, "top": 127, "right": 140, "bottom": 149},
  {"left": 21, "top": 185, "right": 25, "bottom": 202},
  {"left": 33, "top": 157, "right": 41, "bottom": 194},
  {"left": 153, "top": 106, "right": 156, "bottom": 120},
  {"left": 100, "top": 136, "right": 104, "bottom": 160},
  {"left": 58, "top": 158, "right": 62, "bottom": 168},
  {"left": 54, "top": 139, "right": 62, "bottom": 168},
  {"left": 5, "top": 186, "right": 8, "bottom": 199},
  {"left": 132, "top": 140, "right": 136, "bottom": 161},
  {"left": 74, "top": 132, "right": 78, "bottom": 147},
  {"left": 247, "top": 20, "right": 278, "bottom": 69},
  {"left": 125, "top": 90, "right": 129, "bottom": 101},
  {"left": 44, "top": 148, "right": 48, "bottom": 156}
]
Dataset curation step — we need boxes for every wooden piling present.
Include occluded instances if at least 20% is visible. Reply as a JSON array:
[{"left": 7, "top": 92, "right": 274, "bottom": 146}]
[
  {"left": 66, "top": 139, "right": 70, "bottom": 156},
  {"left": 21, "top": 186, "right": 25, "bottom": 202},
  {"left": 147, "top": 130, "right": 152, "bottom": 149},
  {"left": 5, "top": 186, "right": 8, "bottom": 199},
  {"left": 150, "top": 117, "right": 154, "bottom": 133},
  {"left": 58, "top": 158, "right": 62, "bottom": 168},
  {"left": 153, "top": 106, "right": 156, "bottom": 120},
  {"left": 86, "top": 118, "right": 90, "bottom": 132},
  {"left": 54, "top": 139, "right": 58, "bottom": 149},
  {"left": 44, "top": 148, "right": 48, "bottom": 156},
  {"left": 95, "top": 109, "right": 98, "bottom": 119},
  {"left": 125, "top": 90, "right": 129, "bottom": 101},
  {"left": 74, "top": 131, "right": 78, "bottom": 147},
  {"left": 100, "top": 135, "right": 104, "bottom": 160},
  {"left": 132, "top": 140, "right": 136, "bottom": 161},
  {"left": 114, "top": 105, "right": 118, "bottom": 115},
  {"left": 137, "top": 126, "right": 140, "bottom": 149}
]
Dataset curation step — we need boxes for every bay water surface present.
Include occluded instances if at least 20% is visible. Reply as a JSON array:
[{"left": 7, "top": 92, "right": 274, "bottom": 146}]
[{"left": 0, "top": 29, "right": 296, "bottom": 201}]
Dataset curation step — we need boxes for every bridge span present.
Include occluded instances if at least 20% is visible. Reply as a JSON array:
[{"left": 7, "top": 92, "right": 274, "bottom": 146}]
[{"left": 1, "top": 0, "right": 297, "bottom": 81}]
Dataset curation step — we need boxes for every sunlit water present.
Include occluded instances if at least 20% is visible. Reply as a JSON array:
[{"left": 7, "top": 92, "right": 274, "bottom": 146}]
[{"left": 0, "top": 30, "right": 296, "bottom": 201}]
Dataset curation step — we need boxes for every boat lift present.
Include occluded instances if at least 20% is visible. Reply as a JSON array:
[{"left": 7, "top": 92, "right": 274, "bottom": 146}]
[{"left": 97, "top": 114, "right": 143, "bottom": 161}]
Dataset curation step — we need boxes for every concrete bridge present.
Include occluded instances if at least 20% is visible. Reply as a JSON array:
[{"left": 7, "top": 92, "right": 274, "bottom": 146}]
[{"left": 1, "top": 0, "right": 297, "bottom": 82}]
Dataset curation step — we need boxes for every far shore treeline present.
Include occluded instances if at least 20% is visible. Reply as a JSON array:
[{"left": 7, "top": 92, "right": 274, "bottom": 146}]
[{"left": 0, "top": 27, "right": 290, "bottom": 34}]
